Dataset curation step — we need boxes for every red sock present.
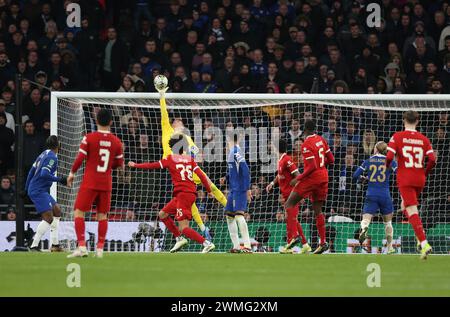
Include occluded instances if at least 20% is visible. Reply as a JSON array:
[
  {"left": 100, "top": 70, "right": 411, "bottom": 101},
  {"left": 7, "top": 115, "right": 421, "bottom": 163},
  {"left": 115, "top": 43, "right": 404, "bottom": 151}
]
[
  {"left": 74, "top": 217, "right": 86, "bottom": 247},
  {"left": 296, "top": 221, "right": 307, "bottom": 245},
  {"left": 182, "top": 227, "right": 205, "bottom": 244},
  {"left": 97, "top": 219, "right": 108, "bottom": 250},
  {"left": 408, "top": 214, "right": 426, "bottom": 243},
  {"left": 286, "top": 207, "right": 299, "bottom": 242},
  {"left": 316, "top": 213, "right": 326, "bottom": 244},
  {"left": 161, "top": 217, "right": 181, "bottom": 237}
]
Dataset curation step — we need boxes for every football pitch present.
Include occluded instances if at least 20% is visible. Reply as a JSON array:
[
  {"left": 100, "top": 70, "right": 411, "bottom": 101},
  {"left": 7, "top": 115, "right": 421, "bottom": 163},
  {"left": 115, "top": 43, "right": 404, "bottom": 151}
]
[{"left": 0, "top": 253, "right": 449, "bottom": 297}]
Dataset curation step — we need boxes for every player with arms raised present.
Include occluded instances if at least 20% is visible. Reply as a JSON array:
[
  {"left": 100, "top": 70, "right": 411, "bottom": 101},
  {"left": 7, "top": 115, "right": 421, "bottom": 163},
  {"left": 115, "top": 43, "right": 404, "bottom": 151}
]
[
  {"left": 386, "top": 110, "right": 436, "bottom": 259},
  {"left": 284, "top": 120, "right": 334, "bottom": 254},
  {"left": 156, "top": 79, "right": 227, "bottom": 240},
  {"left": 67, "top": 109, "right": 124, "bottom": 258},
  {"left": 353, "top": 141, "right": 397, "bottom": 254},
  {"left": 266, "top": 139, "right": 311, "bottom": 254},
  {"left": 26, "top": 135, "right": 68, "bottom": 252},
  {"left": 128, "top": 134, "right": 215, "bottom": 253}
]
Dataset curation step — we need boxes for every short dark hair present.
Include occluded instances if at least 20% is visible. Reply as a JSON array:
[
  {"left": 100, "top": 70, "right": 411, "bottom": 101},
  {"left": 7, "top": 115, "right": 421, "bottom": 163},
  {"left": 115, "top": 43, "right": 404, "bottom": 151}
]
[
  {"left": 304, "top": 119, "right": 316, "bottom": 132},
  {"left": 278, "top": 139, "right": 288, "bottom": 154},
  {"left": 403, "top": 110, "right": 419, "bottom": 124},
  {"left": 169, "top": 133, "right": 189, "bottom": 155},
  {"left": 46, "top": 135, "right": 59, "bottom": 150},
  {"left": 96, "top": 108, "right": 112, "bottom": 126}
]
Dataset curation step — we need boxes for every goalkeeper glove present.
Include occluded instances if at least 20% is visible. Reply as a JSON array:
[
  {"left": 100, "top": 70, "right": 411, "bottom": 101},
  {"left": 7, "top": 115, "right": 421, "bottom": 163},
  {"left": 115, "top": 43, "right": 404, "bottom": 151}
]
[
  {"left": 157, "top": 86, "right": 168, "bottom": 97},
  {"left": 203, "top": 226, "right": 212, "bottom": 241},
  {"left": 59, "top": 176, "right": 68, "bottom": 186}
]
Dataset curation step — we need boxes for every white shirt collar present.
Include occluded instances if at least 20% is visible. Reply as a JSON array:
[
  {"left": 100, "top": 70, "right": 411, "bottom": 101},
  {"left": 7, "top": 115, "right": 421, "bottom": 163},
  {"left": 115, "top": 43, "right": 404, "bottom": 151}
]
[
  {"left": 279, "top": 153, "right": 287, "bottom": 162},
  {"left": 98, "top": 129, "right": 111, "bottom": 134},
  {"left": 305, "top": 134, "right": 316, "bottom": 139},
  {"left": 405, "top": 128, "right": 417, "bottom": 132}
]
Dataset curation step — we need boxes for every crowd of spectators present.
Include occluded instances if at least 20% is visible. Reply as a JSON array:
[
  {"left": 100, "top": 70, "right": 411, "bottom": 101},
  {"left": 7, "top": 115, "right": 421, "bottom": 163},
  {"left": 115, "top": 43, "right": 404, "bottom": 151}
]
[{"left": 0, "top": 0, "right": 449, "bottom": 224}]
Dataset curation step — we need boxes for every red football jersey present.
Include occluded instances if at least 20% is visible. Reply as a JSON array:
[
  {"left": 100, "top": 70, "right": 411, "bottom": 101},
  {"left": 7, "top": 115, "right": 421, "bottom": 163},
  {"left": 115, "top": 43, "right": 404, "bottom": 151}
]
[
  {"left": 160, "top": 154, "right": 200, "bottom": 195},
  {"left": 387, "top": 129, "right": 434, "bottom": 187},
  {"left": 277, "top": 153, "right": 299, "bottom": 196},
  {"left": 301, "top": 134, "right": 331, "bottom": 183},
  {"left": 78, "top": 131, "right": 124, "bottom": 191}
]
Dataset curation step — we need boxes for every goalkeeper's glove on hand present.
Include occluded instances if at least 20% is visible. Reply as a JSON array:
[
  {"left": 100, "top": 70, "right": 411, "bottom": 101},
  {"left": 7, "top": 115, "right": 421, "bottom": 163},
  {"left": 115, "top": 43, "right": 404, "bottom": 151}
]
[
  {"left": 157, "top": 86, "right": 168, "bottom": 97},
  {"left": 203, "top": 226, "right": 212, "bottom": 241}
]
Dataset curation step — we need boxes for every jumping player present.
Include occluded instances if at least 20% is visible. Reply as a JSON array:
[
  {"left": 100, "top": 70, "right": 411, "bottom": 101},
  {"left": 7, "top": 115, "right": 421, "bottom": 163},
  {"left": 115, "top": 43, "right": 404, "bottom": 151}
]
[
  {"left": 266, "top": 139, "right": 311, "bottom": 254},
  {"left": 284, "top": 120, "right": 334, "bottom": 254},
  {"left": 128, "top": 134, "right": 215, "bottom": 253},
  {"left": 156, "top": 84, "right": 227, "bottom": 240},
  {"left": 67, "top": 109, "right": 124, "bottom": 258},
  {"left": 353, "top": 141, "right": 397, "bottom": 254},
  {"left": 386, "top": 110, "right": 436, "bottom": 259},
  {"left": 26, "top": 135, "right": 68, "bottom": 252}
]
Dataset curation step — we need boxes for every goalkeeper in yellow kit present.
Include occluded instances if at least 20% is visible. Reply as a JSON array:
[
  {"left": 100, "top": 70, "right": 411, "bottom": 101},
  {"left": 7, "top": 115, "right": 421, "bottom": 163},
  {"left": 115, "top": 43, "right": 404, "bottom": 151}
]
[{"left": 156, "top": 85, "right": 227, "bottom": 248}]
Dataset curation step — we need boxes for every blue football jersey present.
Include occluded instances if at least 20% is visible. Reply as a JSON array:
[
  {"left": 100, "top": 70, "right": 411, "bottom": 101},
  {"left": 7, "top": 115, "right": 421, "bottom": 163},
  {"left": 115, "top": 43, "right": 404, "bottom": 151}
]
[
  {"left": 353, "top": 154, "right": 397, "bottom": 197},
  {"left": 226, "top": 145, "right": 251, "bottom": 192},
  {"left": 25, "top": 149, "right": 61, "bottom": 194}
]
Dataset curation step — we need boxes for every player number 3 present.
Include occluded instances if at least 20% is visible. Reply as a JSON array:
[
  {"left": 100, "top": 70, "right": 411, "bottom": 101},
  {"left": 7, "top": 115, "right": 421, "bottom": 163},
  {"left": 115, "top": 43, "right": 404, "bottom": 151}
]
[{"left": 97, "top": 149, "right": 110, "bottom": 172}]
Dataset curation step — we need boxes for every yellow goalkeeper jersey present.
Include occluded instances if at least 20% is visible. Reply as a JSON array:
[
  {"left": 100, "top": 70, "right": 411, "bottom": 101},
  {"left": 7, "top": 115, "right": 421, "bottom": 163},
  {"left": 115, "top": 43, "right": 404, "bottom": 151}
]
[{"left": 160, "top": 97, "right": 202, "bottom": 184}]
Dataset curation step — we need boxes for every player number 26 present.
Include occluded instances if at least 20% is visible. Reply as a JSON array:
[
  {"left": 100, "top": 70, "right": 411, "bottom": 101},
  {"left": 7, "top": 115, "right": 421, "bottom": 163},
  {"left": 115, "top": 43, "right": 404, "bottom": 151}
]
[
  {"left": 402, "top": 146, "right": 423, "bottom": 168},
  {"left": 97, "top": 149, "right": 110, "bottom": 172},
  {"left": 176, "top": 164, "right": 193, "bottom": 181}
]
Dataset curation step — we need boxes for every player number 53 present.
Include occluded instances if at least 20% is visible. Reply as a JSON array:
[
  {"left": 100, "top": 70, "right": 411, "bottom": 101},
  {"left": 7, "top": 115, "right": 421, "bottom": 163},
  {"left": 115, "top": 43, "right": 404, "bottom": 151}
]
[
  {"left": 402, "top": 146, "right": 423, "bottom": 168},
  {"left": 97, "top": 149, "right": 110, "bottom": 172}
]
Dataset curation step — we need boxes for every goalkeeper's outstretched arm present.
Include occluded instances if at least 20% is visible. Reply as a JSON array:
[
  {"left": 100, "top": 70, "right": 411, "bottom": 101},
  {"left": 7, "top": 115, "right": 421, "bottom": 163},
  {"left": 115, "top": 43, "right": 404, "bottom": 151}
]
[{"left": 158, "top": 88, "right": 174, "bottom": 159}]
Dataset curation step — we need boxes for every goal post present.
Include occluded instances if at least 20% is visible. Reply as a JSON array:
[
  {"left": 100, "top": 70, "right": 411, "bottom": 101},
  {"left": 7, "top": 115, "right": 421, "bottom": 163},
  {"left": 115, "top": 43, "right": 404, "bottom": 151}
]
[{"left": 51, "top": 92, "right": 450, "bottom": 254}]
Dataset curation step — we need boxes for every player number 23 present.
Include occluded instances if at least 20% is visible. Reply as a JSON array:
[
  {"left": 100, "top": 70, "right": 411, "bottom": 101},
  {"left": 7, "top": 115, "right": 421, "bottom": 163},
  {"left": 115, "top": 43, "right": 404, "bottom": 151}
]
[
  {"left": 176, "top": 164, "right": 193, "bottom": 181},
  {"left": 402, "top": 146, "right": 423, "bottom": 168},
  {"left": 97, "top": 149, "right": 110, "bottom": 172}
]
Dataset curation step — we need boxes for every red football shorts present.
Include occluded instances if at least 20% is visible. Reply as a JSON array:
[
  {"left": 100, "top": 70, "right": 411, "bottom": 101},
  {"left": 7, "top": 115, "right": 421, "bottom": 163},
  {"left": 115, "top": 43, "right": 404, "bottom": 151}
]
[
  {"left": 162, "top": 192, "right": 196, "bottom": 221},
  {"left": 293, "top": 180, "right": 328, "bottom": 202},
  {"left": 399, "top": 186, "right": 423, "bottom": 207},
  {"left": 74, "top": 187, "right": 111, "bottom": 213}
]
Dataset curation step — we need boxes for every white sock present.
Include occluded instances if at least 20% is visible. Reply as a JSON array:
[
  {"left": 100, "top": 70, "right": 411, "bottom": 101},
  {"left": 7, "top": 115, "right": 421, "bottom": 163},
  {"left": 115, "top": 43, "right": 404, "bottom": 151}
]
[
  {"left": 235, "top": 215, "right": 251, "bottom": 249},
  {"left": 420, "top": 240, "right": 428, "bottom": 248},
  {"left": 361, "top": 218, "right": 370, "bottom": 230},
  {"left": 226, "top": 217, "right": 240, "bottom": 249},
  {"left": 31, "top": 220, "right": 51, "bottom": 248},
  {"left": 50, "top": 217, "right": 60, "bottom": 246},
  {"left": 384, "top": 221, "right": 393, "bottom": 248}
]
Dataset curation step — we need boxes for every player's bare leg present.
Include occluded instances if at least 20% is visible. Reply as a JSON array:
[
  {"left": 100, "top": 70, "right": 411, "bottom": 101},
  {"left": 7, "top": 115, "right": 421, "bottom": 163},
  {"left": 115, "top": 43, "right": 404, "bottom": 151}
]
[
  {"left": 50, "top": 204, "right": 63, "bottom": 252},
  {"left": 382, "top": 214, "right": 395, "bottom": 254},
  {"left": 178, "top": 220, "right": 215, "bottom": 253},
  {"left": 30, "top": 210, "right": 53, "bottom": 251},
  {"left": 95, "top": 212, "right": 108, "bottom": 258},
  {"left": 311, "top": 201, "right": 329, "bottom": 254},
  {"left": 403, "top": 201, "right": 432, "bottom": 259},
  {"left": 67, "top": 209, "right": 88, "bottom": 258}
]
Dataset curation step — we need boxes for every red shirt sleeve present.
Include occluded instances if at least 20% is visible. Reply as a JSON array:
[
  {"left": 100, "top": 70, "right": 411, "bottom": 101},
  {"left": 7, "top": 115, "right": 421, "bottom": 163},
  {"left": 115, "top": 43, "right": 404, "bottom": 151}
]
[
  {"left": 286, "top": 157, "right": 299, "bottom": 174},
  {"left": 323, "top": 140, "right": 334, "bottom": 165},
  {"left": 193, "top": 163, "right": 211, "bottom": 192},
  {"left": 112, "top": 138, "right": 124, "bottom": 169},
  {"left": 386, "top": 134, "right": 397, "bottom": 167},
  {"left": 71, "top": 134, "right": 89, "bottom": 173},
  {"left": 134, "top": 161, "right": 164, "bottom": 170}
]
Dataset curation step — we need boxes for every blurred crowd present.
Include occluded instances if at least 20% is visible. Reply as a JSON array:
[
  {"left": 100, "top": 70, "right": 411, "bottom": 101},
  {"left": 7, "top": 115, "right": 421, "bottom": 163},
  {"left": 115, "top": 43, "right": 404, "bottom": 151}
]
[{"left": 0, "top": 0, "right": 449, "bottom": 223}]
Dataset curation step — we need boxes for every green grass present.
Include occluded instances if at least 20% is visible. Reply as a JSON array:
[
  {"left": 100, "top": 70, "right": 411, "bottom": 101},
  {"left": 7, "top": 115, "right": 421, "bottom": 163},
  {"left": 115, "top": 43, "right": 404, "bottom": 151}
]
[{"left": 0, "top": 253, "right": 449, "bottom": 297}]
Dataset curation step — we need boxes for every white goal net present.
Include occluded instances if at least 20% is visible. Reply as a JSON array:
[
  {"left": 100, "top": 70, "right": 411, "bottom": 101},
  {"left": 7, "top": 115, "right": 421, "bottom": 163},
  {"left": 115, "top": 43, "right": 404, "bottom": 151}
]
[{"left": 51, "top": 93, "right": 450, "bottom": 254}]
